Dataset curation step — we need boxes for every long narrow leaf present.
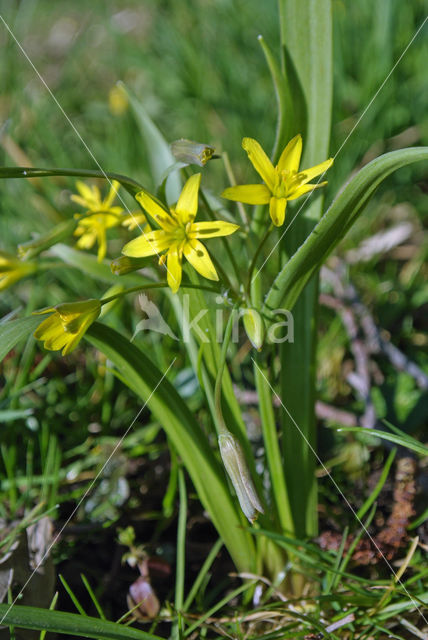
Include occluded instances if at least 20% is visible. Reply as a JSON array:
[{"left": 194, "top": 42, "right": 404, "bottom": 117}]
[
  {"left": 0, "top": 603, "right": 161, "bottom": 639},
  {"left": 0, "top": 316, "right": 41, "bottom": 362},
  {"left": 332, "top": 426, "right": 428, "bottom": 457}
]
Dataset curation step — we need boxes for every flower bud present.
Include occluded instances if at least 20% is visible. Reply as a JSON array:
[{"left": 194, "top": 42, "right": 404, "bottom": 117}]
[
  {"left": 218, "top": 433, "right": 264, "bottom": 522},
  {"left": 171, "top": 139, "right": 215, "bottom": 167},
  {"left": 242, "top": 308, "right": 265, "bottom": 350},
  {"left": 111, "top": 255, "right": 147, "bottom": 275}
]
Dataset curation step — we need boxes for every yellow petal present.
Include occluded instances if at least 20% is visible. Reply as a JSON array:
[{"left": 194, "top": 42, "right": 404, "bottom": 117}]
[
  {"left": 76, "top": 231, "right": 97, "bottom": 250},
  {"left": 135, "top": 191, "right": 173, "bottom": 230},
  {"left": 70, "top": 194, "right": 91, "bottom": 208},
  {"left": 33, "top": 313, "right": 59, "bottom": 340},
  {"left": 191, "top": 221, "right": 239, "bottom": 238},
  {"left": 269, "top": 197, "right": 287, "bottom": 226},
  {"left": 103, "top": 180, "right": 121, "bottom": 208},
  {"left": 183, "top": 239, "right": 218, "bottom": 281},
  {"left": 175, "top": 173, "right": 201, "bottom": 223},
  {"left": 298, "top": 158, "right": 333, "bottom": 185},
  {"left": 242, "top": 138, "right": 275, "bottom": 190},
  {"left": 75, "top": 181, "right": 97, "bottom": 204},
  {"left": 97, "top": 229, "right": 107, "bottom": 262},
  {"left": 166, "top": 247, "right": 182, "bottom": 293},
  {"left": 122, "top": 230, "right": 170, "bottom": 257},
  {"left": 288, "top": 181, "right": 327, "bottom": 200},
  {"left": 221, "top": 184, "right": 271, "bottom": 204},
  {"left": 276, "top": 134, "right": 302, "bottom": 173}
]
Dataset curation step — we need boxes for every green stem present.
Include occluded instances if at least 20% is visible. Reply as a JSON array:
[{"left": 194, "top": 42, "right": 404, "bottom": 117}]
[
  {"left": 100, "top": 281, "right": 222, "bottom": 305},
  {"left": 0, "top": 167, "right": 144, "bottom": 198},
  {"left": 253, "top": 356, "right": 294, "bottom": 535},
  {"left": 175, "top": 467, "right": 187, "bottom": 613},
  {"left": 247, "top": 221, "right": 273, "bottom": 299},
  {"left": 214, "top": 306, "right": 238, "bottom": 435},
  {"left": 198, "top": 187, "right": 242, "bottom": 287}
]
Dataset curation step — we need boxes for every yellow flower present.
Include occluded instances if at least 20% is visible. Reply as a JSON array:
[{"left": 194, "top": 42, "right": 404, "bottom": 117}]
[
  {"left": 222, "top": 135, "right": 334, "bottom": 226},
  {"left": 121, "top": 211, "right": 150, "bottom": 232},
  {"left": 122, "top": 173, "right": 239, "bottom": 293},
  {"left": 0, "top": 251, "right": 36, "bottom": 291},
  {"left": 72, "top": 180, "right": 124, "bottom": 262},
  {"left": 33, "top": 299, "right": 101, "bottom": 355}
]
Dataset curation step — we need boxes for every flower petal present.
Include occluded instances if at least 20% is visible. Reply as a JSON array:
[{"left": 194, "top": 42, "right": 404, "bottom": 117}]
[
  {"left": 33, "top": 314, "right": 58, "bottom": 340},
  {"left": 276, "top": 134, "right": 302, "bottom": 173},
  {"left": 97, "top": 228, "right": 107, "bottom": 262},
  {"left": 298, "top": 158, "right": 333, "bottom": 185},
  {"left": 269, "top": 197, "right": 287, "bottom": 226},
  {"left": 70, "top": 194, "right": 91, "bottom": 208},
  {"left": 191, "top": 221, "right": 239, "bottom": 238},
  {"left": 183, "top": 239, "right": 218, "bottom": 281},
  {"left": 242, "top": 138, "right": 275, "bottom": 190},
  {"left": 103, "top": 180, "right": 121, "bottom": 208},
  {"left": 166, "top": 247, "right": 182, "bottom": 293},
  {"left": 175, "top": 173, "right": 201, "bottom": 223},
  {"left": 76, "top": 231, "right": 97, "bottom": 250},
  {"left": 136, "top": 191, "right": 173, "bottom": 230},
  {"left": 221, "top": 184, "right": 271, "bottom": 204},
  {"left": 75, "top": 181, "right": 98, "bottom": 206},
  {"left": 288, "top": 181, "right": 327, "bottom": 200},
  {"left": 122, "top": 230, "right": 170, "bottom": 257}
]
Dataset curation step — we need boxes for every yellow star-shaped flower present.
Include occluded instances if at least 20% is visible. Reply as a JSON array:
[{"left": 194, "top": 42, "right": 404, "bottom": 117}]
[
  {"left": 33, "top": 299, "right": 101, "bottom": 355},
  {"left": 72, "top": 180, "right": 124, "bottom": 261},
  {"left": 222, "top": 135, "right": 334, "bottom": 226},
  {"left": 122, "top": 173, "right": 239, "bottom": 293}
]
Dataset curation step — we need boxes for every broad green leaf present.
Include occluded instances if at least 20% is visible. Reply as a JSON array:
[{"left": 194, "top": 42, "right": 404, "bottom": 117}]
[
  {"left": 123, "top": 84, "right": 182, "bottom": 203},
  {"left": 275, "top": 0, "right": 333, "bottom": 538},
  {"left": 278, "top": 0, "right": 333, "bottom": 178},
  {"left": 85, "top": 323, "right": 256, "bottom": 572},
  {"left": 0, "top": 603, "right": 161, "bottom": 639},
  {"left": 0, "top": 167, "right": 144, "bottom": 198},
  {"left": 264, "top": 147, "right": 428, "bottom": 315},
  {"left": 0, "top": 316, "right": 41, "bottom": 362}
]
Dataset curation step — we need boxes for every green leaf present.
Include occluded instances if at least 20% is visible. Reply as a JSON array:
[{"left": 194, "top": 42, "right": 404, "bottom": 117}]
[
  {"left": 0, "top": 603, "right": 161, "bottom": 639},
  {"left": 278, "top": 0, "right": 333, "bottom": 177},
  {"left": 264, "top": 147, "right": 428, "bottom": 315},
  {"left": 275, "top": 0, "right": 334, "bottom": 539},
  {"left": 332, "top": 426, "right": 428, "bottom": 457},
  {"left": 85, "top": 322, "right": 256, "bottom": 572},
  {"left": 0, "top": 167, "right": 144, "bottom": 198},
  {"left": 0, "top": 316, "right": 41, "bottom": 362},
  {"left": 258, "top": 35, "right": 307, "bottom": 165},
  {"left": 122, "top": 84, "right": 182, "bottom": 203}
]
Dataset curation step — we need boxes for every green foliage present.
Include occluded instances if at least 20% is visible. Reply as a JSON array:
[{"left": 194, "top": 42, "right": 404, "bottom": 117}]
[{"left": 0, "top": 1, "right": 427, "bottom": 638}]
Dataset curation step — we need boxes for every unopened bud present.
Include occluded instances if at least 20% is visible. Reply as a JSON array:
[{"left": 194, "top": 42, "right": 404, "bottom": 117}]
[
  {"left": 111, "top": 256, "right": 147, "bottom": 275},
  {"left": 218, "top": 433, "right": 264, "bottom": 522},
  {"left": 243, "top": 308, "right": 265, "bottom": 350},
  {"left": 171, "top": 139, "right": 215, "bottom": 167}
]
